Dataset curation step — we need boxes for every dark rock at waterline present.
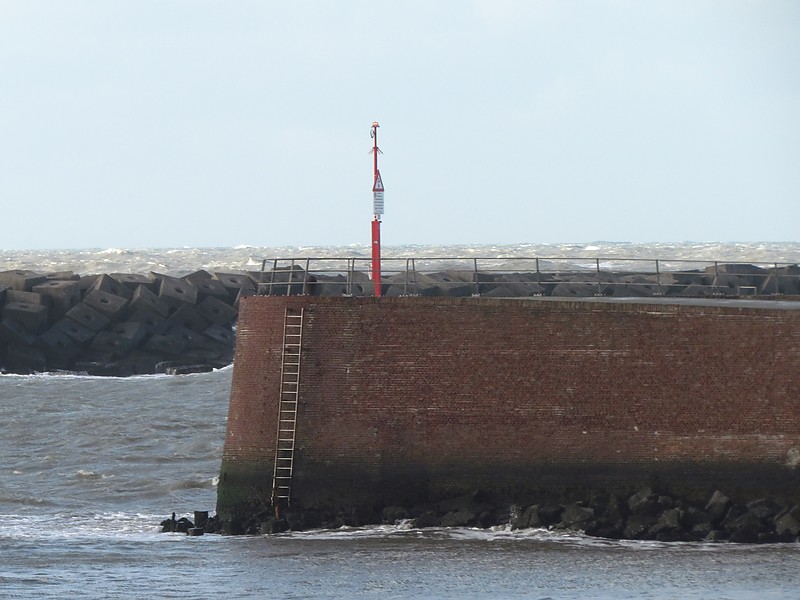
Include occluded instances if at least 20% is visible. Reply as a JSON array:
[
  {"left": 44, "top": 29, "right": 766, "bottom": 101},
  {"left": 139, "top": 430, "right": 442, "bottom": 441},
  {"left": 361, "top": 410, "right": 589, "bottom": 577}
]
[
  {"left": 213, "top": 488, "right": 800, "bottom": 544},
  {"left": 161, "top": 514, "right": 195, "bottom": 534}
]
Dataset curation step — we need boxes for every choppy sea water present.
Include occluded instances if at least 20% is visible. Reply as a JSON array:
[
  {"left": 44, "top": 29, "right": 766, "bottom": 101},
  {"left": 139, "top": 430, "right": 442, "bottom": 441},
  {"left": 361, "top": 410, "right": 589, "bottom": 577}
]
[
  {"left": 1, "top": 244, "right": 800, "bottom": 599},
  {"left": 3, "top": 241, "right": 800, "bottom": 276}
]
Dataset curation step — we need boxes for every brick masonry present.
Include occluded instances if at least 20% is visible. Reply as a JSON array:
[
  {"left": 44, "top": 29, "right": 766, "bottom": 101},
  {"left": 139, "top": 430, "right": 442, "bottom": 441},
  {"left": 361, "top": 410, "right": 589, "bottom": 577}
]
[{"left": 217, "top": 296, "right": 800, "bottom": 527}]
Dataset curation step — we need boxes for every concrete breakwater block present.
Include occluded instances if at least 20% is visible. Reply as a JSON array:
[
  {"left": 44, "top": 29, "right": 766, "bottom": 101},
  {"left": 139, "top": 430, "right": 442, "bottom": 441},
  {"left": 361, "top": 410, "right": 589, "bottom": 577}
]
[
  {"left": 145, "top": 332, "right": 188, "bottom": 357},
  {"left": 83, "top": 289, "right": 129, "bottom": 320},
  {"left": 3, "top": 301, "right": 49, "bottom": 334},
  {"left": 214, "top": 272, "right": 255, "bottom": 304},
  {"left": 130, "top": 285, "right": 170, "bottom": 318},
  {"left": 6, "top": 289, "right": 49, "bottom": 306},
  {"left": 129, "top": 310, "right": 169, "bottom": 335},
  {"left": 183, "top": 270, "right": 229, "bottom": 299},
  {"left": 110, "top": 273, "right": 153, "bottom": 291},
  {"left": 204, "top": 323, "right": 236, "bottom": 345},
  {"left": 0, "top": 270, "right": 47, "bottom": 292},
  {"left": 196, "top": 296, "right": 238, "bottom": 325},
  {"left": 45, "top": 270, "right": 80, "bottom": 281},
  {"left": 0, "top": 268, "right": 243, "bottom": 376},
  {"left": 36, "top": 328, "right": 80, "bottom": 369},
  {"left": 66, "top": 303, "right": 111, "bottom": 332},
  {"left": 90, "top": 330, "right": 138, "bottom": 358},
  {"left": 33, "top": 280, "right": 81, "bottom": 321},
  {"left": 4, "top": 344, "right": 47, "bottom": 373},
  {"left": 51, "top": 318, "right": 96, "bottom": 345},
  {"left": 169, "top": 304, "right": 210, "bottom": 333},
  {"left": 91, "top": 274, "right": 133, "bottom": 300},
  {"left": 158, "top": 275, "right": 198, "bottom": 309},
  {"left": 0, "top": 317, "right": 37, "bottom": 346}
]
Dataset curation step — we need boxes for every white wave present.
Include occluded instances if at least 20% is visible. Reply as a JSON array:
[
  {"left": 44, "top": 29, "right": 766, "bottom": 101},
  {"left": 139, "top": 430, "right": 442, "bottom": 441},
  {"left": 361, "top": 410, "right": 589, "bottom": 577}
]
[
  {"left": 75, "top": 470, "right": 102, "bottom": 479},
  {"left": 1, "top": 243, "right": 800, "bottom": 279},
  {"left": 97, "top": 248, "right": 132, "bottom": 255},
  {"left": 0, "top": 511, "right": 177, "bottom": 541}
]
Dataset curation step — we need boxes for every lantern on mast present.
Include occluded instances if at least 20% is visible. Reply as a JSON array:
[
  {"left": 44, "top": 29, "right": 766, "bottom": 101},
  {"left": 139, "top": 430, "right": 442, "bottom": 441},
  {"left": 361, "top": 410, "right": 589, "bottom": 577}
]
[{"left": 370, "top": 121, "right": 383, "bottom": 296}]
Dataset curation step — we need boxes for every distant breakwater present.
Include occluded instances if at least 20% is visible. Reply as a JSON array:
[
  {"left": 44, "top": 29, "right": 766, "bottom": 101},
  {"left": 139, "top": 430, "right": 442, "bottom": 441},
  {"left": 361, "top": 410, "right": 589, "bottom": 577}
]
[
  {"left": 0, "top": 269, "right": 251, "bottom": 376},
  {"left": 2, "top": 261, "right": 799, "bottom": 376}
]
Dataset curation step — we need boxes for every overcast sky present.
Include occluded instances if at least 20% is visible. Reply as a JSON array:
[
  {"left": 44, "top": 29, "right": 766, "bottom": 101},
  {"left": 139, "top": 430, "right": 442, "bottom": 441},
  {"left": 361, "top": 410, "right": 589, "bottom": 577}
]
[{"left": 1, "top": 1, "right": 798, "bottom": 250}]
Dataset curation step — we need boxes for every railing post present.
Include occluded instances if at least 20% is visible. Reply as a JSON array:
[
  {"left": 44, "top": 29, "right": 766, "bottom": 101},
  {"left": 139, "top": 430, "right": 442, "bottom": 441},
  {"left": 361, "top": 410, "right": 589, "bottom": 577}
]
[
  {"left": 345, "top": 258, "right": 353, "bottom": 296},
  {"left": 655, "top": 259, "right": 662, "bottom": 296},
  {"left": 303, "top": 258, "right": 310, "bottom": 295},
  {"left": 773, "top": 262, "right": 780, "bottom": 295},
  {"left": 595, "top": 258, "right": 602, "bottom": 296},
  {"left": 268, "top": 259, "right": 278, "bottom": 296},
  {"left": 474, "top": 258, "right": 480, "bottom": 296},
  {"left": 713, "top": 261, "right": 720, "bottom": 295}
]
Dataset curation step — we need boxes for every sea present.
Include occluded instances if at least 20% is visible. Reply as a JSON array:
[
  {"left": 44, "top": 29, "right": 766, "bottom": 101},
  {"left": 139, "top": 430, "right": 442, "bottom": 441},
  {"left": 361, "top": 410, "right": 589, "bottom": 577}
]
[{"left": 2, "top": 242, "right": 800, "bottom": 599}]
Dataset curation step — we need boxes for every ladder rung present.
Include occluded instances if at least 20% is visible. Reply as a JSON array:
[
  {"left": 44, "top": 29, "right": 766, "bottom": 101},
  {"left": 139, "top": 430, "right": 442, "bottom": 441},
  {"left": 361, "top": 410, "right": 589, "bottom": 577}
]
[{"left": 273, "top": 308, "right": 304, "bottom": 508}]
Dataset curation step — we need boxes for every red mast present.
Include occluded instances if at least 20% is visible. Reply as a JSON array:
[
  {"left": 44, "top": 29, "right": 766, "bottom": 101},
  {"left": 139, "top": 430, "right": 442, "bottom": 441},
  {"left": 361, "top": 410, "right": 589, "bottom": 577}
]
[{"left": 370, "top": 121, "right": 384, "bottom": 297}]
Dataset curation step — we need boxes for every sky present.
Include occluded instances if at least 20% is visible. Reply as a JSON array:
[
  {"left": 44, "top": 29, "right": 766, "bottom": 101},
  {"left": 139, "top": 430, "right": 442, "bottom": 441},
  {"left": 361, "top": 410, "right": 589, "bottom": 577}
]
[{"left": 1, "top": 0, "right": 798, "bottom": 250}]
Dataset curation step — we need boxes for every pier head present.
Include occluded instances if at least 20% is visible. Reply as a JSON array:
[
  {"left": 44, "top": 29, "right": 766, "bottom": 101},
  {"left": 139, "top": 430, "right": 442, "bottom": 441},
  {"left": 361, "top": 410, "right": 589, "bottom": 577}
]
[{"left": 217, "top": 293, "right": 800, "bottom": 539}]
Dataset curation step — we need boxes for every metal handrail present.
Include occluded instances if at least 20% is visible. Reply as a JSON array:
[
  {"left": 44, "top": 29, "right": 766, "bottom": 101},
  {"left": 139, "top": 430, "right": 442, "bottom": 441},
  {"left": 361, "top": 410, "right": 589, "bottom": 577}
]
[{"left": 258, "top": 256, "right": 799, "bottom": 298}]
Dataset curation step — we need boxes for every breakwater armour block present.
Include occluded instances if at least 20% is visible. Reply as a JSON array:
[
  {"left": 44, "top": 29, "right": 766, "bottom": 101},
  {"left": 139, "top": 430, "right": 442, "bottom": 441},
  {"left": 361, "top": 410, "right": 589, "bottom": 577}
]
[{"left": 0, "top": 269, "right": 251, "bottom": 376}]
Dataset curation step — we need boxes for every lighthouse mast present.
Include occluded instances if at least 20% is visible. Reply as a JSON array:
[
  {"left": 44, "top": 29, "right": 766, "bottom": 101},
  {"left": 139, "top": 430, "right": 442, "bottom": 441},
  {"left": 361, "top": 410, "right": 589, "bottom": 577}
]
[{"left": 370, "top": 121, "right": 384, "bottom": 297}]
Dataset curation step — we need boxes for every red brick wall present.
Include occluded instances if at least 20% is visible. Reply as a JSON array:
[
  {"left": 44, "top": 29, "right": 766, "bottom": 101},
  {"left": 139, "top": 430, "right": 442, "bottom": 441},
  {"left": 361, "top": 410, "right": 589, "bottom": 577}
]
[{"left": 218, "top": 296, "right": 800, "bottom": 522}]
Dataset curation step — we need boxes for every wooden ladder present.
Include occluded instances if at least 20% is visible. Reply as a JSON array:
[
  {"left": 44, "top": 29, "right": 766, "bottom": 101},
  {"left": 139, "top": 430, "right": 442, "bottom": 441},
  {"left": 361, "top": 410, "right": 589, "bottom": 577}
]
[{"left": 271, "top": 307, "right": 304, "bottom": 508}]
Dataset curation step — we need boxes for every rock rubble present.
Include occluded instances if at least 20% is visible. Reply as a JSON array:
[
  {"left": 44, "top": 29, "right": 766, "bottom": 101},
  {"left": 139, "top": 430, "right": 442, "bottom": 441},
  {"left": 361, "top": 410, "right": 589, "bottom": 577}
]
[{"left": 213, "top": 488, "right": 800, "bottom": 543}]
